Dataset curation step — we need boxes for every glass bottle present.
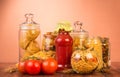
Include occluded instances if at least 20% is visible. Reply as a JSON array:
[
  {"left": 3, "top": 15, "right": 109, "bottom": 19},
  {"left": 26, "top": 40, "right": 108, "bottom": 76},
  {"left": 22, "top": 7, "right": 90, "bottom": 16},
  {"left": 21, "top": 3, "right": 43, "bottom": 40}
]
[
  {"left": 19, "top": 13, "right": 41, "bottom": 62},
  {"left": 55, "top": 29, "right": 73, "bottom": 70}
]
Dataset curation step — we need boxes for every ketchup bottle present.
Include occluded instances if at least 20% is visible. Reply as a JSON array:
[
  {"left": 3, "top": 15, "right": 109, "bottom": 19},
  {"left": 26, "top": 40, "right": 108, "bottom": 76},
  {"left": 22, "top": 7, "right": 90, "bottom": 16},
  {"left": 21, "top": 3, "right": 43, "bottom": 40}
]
[{"left": 55, "top": 29, "right": 73, "bottom": 70}]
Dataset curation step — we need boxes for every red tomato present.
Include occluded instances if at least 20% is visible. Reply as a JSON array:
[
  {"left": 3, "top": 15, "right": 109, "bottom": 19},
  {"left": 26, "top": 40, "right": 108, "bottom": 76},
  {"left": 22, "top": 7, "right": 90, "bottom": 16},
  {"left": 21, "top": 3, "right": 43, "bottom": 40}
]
[
  {"left": 25, "top": 60, "right": 42, "bottom": 75},
  {"left": 18, "top": 62, "right": 26, "bottom": 73},
  {"left": 42, "top": 58, "right": 58, "bottom": 74}
]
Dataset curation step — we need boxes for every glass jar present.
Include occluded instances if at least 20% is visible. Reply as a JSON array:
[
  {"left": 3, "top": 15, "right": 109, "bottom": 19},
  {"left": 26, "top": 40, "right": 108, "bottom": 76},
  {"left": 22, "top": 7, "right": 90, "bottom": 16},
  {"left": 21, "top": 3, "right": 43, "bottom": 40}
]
[
  {"left": 19, "top": 13, "right": 41, "bottom": 62},
  {"left": 85, "top": 37, "right": 103, "bottom": 71},
  {"left": 71, "top": 21, "right": 89, "bottom": 51},
  {"left": 42, "top": 32, "right": 56, "bottom": 51},
  {"left": 84, "top": 37, "right": 111, "bottom": 72},
  {"left": 99, "top": 37, "right": 111, "bottom": 70},
  {"left": 55, "top": 30, "right": 73, "bottom": 70},
  {"left": 71, "top": 48, "right": 99, "bottom": 74},
  {"left": 71, "top": 37, "right": 99, "bottom": 74}
]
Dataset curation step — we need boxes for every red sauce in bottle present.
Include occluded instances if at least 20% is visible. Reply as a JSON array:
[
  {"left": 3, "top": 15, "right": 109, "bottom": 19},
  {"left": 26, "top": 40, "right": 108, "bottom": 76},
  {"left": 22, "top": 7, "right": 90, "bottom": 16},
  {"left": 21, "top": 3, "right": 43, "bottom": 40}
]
[{"left": 55, "top": 30, "right": 73, "bottom": 70}]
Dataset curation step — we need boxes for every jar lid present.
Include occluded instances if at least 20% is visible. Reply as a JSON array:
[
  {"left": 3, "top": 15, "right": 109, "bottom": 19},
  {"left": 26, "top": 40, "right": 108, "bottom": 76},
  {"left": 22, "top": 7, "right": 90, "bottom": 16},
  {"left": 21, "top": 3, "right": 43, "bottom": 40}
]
[
  {"left": 72, "top": 21, "right": 89, "bottom": 38},
  {"left": 20, "top": 13, "right": 40, "bottom": 29}
]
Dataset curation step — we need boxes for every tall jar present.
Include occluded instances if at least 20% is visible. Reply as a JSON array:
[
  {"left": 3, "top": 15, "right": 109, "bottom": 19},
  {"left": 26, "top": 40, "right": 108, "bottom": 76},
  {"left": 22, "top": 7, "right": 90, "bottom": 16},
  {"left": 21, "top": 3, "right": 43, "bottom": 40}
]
[
  {"left": 55, "top": 29, "right": 73, "bottom": 70},
  {"left": 99, "top": 37, "right": 111, "bottom": 70},
  {"left": 19, "top": 13, "right": 41, "bottom": 62},
  {"left": 71, "top": 21, "right": 89, "bottom": 51}
]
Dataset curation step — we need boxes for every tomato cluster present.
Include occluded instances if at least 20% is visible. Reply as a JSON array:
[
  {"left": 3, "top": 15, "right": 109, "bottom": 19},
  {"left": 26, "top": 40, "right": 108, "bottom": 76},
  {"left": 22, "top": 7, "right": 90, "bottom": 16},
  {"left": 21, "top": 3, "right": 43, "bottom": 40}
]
[{"left": 18, "top": 58, "right": 58, "bottom": 75}]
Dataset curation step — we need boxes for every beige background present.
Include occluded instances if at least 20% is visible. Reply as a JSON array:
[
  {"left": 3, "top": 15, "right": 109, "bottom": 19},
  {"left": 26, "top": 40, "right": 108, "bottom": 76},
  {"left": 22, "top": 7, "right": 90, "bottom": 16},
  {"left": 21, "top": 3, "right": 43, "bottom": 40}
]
[{"left": 0, "top": 0, "right": 120, "bottom": 63}]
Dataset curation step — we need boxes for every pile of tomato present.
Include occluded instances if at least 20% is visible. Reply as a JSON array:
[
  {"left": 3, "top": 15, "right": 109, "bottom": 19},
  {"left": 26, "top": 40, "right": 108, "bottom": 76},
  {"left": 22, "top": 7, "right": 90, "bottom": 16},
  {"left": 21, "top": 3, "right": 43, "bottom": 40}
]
[{"left": 18, "top": 58, "right": 58, "bottom": 75}]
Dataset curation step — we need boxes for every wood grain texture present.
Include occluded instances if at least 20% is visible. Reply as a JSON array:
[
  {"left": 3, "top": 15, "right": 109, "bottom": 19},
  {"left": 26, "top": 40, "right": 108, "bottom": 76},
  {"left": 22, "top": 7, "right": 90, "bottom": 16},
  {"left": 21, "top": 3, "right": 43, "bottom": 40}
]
[{"left": 0, "top": 62, "right": 120, "bottom": 77}]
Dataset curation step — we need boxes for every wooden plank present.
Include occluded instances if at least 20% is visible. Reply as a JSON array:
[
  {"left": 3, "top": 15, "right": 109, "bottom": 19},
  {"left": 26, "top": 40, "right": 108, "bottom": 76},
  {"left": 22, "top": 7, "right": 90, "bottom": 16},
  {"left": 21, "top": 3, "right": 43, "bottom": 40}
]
[{"left": 0, "top": 62, "right": 120, "bottom": 77}]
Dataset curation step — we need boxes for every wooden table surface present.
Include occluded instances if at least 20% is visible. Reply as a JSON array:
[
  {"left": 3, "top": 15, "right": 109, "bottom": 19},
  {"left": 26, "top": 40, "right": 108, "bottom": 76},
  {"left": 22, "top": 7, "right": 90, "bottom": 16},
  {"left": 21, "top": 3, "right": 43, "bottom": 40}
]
[{"left": 0, "top": 62, "right": 120, "bottom": 77}]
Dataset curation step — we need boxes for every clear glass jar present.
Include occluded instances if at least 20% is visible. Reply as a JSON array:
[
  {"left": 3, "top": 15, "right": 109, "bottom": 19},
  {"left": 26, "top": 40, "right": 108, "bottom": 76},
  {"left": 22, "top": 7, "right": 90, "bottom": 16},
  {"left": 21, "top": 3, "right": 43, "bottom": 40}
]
[
  {"left": 99, "top": 37, "right": 111, "bottom": 70},
  {"left": 19, "top": 13, "right": 41, "bottom": 62},
  {"left": 71, "top": 39, "right": 99, "bottom": 74},
  {"left": 71, "top": 21, "right": 89, "bottom": 51},
  {"left": 85, "top": 37, "right": 103, "bottom": 71},
  {"left": 84, "top": 37, "right": 111, "bottom": 72},
  {"left": 42, "top": 32, "right": 56, "bottom": 51}
]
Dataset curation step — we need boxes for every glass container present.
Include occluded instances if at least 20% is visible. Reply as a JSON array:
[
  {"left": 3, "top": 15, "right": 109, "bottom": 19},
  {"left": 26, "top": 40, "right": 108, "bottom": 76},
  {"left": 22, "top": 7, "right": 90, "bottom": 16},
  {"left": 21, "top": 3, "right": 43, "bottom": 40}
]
[
  {"left": 55, "top": 30, "right": 73, "bottom": 70},
  {"left": 84, "top": 37, "right": 111, "bottom": 72},
  {"left": 71, "top": 37, "right": 99, "bottom": 74},
  {"left": 99, "top": 37, "right": 111, "bottom": 70},
  {"left": 71, "top": 21, "right": 89, "bottom": 51},
  {"left": 71, "top": 48, "right": 99, "bottom": 74},
  {"left": 42, "top": 32, "right": 56, "bottom": 51},
  {"left": 19, "top": 13, "right": 41, "bottom": 62}
]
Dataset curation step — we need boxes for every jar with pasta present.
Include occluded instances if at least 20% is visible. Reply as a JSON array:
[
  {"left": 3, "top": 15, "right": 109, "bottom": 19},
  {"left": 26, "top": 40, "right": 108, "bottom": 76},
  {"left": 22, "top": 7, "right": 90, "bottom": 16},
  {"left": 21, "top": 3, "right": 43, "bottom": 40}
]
[
  {"left": 84, "top": 37, "right": 103, "bottom": 71},
  {"left": 71, "top": 21, "right": 89, "bottom": 51},
  {"left": 99, "top": 37, "right": 111, "bottom": 71},
  {"left": 84, "top": 37, "right": 111, "bottom": 72},
  {"left": 42, "top": 32, "right": 56, "bottom": 51},
  {"left": 71, "top": 42, "right": 99, "bottom": 74},
  {"left": 19, "top": 13, "right": 41, "bottom": 62}
]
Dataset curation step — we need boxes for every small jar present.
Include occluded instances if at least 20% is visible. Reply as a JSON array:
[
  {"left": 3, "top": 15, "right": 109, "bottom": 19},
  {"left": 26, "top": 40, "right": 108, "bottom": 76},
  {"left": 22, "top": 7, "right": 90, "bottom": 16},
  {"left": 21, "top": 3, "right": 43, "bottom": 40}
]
[
  {"left": 19, "top": 13, "right": 41, "bottom": 62},
  {"left": 42, "top": 32, "right": 56, "bottom": 51}
]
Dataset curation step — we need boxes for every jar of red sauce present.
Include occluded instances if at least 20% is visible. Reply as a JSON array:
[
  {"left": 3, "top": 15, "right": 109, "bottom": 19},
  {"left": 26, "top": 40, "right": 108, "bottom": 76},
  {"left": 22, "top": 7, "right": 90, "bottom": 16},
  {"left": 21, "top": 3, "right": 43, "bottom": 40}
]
[{"left": 55, "top": 29, "right": 73, "bottom": 70}]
